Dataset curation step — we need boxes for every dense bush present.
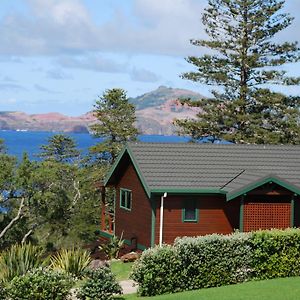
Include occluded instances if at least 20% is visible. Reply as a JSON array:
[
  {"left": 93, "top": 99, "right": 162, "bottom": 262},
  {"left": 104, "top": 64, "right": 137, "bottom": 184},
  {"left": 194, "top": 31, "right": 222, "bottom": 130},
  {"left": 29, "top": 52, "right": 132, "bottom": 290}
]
[
  {"left": 251, "top": 229, "right": 300, "bottom": 279},
  {"left": 0, "top": 243, "right": 46, "bottom": 282},
  {"left": 0, "top": 283, "right": 7, "bottom": 300},
  {"left": 77, "top": 267, "right": 122, "bottom": 300},
  {"left": 175, "top": 233, "right": 252, "bottom": 289},
  {"left": 131, "top": 229, "right": 300, "bottom": 297},
  {"left": 131, "top": 245, "right": 182, "bottom": 296},
  {"left": 131, "top": 233, "right": 252, "bottom": 296},
  {"left": 50, "top": 248, "right": 91, "bottom": 278},
  {"left": 6, "top": 268, "right": 73, "bottom": 300}
]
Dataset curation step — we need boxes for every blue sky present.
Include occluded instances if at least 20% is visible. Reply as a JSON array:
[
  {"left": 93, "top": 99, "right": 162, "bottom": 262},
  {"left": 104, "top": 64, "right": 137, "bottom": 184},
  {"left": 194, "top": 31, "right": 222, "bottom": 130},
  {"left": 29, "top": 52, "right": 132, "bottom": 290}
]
[{"left": 0, "top": 0, "right": 299, "bottom": 116}]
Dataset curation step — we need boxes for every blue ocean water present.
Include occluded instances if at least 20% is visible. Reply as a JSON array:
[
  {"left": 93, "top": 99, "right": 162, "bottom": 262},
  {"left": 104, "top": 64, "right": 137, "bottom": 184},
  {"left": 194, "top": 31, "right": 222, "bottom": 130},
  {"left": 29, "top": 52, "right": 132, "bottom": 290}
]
[{"left": 0, "top": 131, "right": 190, "bottom": 160}]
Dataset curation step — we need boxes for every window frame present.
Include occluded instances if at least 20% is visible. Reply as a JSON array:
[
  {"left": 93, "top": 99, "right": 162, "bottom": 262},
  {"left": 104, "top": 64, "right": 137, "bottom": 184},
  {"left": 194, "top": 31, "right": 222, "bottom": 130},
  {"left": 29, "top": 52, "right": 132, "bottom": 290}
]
[
  {"left": 182, "top": 199, "right": 199, "bottom": 223},
  {"left": 119, "top": 188, "right": 132, "bottom": 211}
]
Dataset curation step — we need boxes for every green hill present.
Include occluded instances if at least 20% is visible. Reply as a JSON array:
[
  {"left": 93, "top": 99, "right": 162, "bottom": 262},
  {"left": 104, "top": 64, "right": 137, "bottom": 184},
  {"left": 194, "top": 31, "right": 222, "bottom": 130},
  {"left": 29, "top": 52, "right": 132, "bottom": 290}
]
[{"left": 129, "top": 85, "right": 204, "bottom": 110}]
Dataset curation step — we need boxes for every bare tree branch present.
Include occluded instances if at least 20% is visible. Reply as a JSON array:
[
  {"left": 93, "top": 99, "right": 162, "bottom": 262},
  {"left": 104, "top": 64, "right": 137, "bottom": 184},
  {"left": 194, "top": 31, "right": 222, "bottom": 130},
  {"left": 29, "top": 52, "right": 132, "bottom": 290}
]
[
  {"left": 21, "top": 228, "right": 33, "bottom": 244},
  {"left": 72, "top": 180, "right": 81, "bottom": 205},
  {"left": 0, "top": 197, "right": 25, "bottom": 240}
]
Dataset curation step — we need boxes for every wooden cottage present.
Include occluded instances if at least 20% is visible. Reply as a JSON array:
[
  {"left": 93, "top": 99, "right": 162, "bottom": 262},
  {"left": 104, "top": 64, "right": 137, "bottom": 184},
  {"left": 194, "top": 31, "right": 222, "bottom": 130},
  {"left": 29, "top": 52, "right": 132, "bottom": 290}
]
[{"left": 101, "top": 142, "right": 300, "bottom": 250}]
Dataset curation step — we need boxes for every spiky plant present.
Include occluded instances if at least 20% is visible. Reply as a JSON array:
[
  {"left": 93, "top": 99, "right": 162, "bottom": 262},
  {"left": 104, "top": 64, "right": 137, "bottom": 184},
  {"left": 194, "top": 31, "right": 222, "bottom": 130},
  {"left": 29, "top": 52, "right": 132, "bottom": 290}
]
[
  {"left": 50, "top": 248, "right": 91, "bottom": 278},
  {"left": 0, "top": 243, "right": 45, "bottom": 282},
  {"left": 99, "top": 233, "right": 124, "bottom": 259}
]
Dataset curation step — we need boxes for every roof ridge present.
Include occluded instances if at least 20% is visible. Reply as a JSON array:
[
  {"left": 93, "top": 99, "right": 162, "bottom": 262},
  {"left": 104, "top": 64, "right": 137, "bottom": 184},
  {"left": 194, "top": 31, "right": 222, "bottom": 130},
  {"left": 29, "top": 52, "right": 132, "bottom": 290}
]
[{"left": 127, "top": 141, "right": 300, "bottom": 148}]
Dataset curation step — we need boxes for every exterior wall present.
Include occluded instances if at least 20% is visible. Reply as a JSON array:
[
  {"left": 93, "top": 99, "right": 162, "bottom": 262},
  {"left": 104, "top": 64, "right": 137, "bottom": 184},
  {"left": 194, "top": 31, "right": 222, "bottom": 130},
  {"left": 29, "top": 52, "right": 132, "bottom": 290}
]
[
  {"left": 154, "top": 195, "right": 240, "bottom": 245},
  {"left": 115, "top": 163, "right": 152, "bottom": 249}
]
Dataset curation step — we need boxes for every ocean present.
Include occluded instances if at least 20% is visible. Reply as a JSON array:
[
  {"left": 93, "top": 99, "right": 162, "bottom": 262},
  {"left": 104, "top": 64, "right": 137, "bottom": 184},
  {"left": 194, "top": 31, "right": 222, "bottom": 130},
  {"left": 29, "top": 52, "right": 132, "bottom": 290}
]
[{"left": 0, "top": 131, "right": 190, "bottom": 160}]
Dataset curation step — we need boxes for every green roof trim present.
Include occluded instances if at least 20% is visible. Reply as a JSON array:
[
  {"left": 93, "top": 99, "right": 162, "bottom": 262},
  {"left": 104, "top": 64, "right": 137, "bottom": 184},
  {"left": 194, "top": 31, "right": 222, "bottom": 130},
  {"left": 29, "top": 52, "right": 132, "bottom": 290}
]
[
  {"left": 104, "top": 147, "right": 127, "bottom": 186},
  {"left": 150, "top": 188, "right": 226, "bottom": 195},
  {"left": 104, "top": 145, "right": 151, "bottom": 198},
  {"left": 227, "top": 176, "right": 300, "bottom": 201},
  {"left": 126, "top": 146, "right": 151, "bottom": 197}
]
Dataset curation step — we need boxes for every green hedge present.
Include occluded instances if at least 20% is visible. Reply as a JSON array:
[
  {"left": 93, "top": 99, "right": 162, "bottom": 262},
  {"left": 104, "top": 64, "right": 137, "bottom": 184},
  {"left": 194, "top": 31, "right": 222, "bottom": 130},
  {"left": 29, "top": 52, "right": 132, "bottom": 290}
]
[
  {"left": 251, "top": 229, "right": 300, "bottom": 279},
  {"left": 131, "top": 229, "right": 300, "bottom": 297},
  {"left": 131, "top": 245, "right": 182, "bottom": 296},
  {"left": 175, "top": 233, "right": 252, "bottom": 290}
]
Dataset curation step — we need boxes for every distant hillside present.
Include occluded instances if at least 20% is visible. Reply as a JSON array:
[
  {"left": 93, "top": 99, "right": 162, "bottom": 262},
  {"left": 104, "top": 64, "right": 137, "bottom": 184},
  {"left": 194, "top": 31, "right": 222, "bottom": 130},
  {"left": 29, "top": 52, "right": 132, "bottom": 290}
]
[
  {"left": 129, "top": 85, "right": 203, "bottom": 110},
  {"left": 0, "top": 86, "right": 204, "bottom": 135}
]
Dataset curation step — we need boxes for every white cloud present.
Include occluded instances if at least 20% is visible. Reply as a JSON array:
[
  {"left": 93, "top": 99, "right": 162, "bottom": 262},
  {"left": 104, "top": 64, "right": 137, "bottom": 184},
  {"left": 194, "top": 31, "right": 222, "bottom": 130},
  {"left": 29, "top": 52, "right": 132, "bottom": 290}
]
[
  {"left": 0, "top": 0, "right": 297, "bottom": 59},
  {"left": 57, "top": 55, "right": 127, "bottom": 73},
  {"left": 46, "top": 68, "right": 72, "bottom": 80},
  {"left": 0, "top": 98, "right": 17, "bottom": 104},
  {"left": 0, "top": 0, "right": 206, "bottom": 57},
  {"left": 0, "top": 83, "right": 27, "bottom": 92},
  {"left": 34, "top": 84, "right": 60, "bottom": 94},
  {"left": 57, "top": 54, "right": 160, "bottom": 82},
  {"left": 130, "top": 67, "right": 159, "bottom": 83}
]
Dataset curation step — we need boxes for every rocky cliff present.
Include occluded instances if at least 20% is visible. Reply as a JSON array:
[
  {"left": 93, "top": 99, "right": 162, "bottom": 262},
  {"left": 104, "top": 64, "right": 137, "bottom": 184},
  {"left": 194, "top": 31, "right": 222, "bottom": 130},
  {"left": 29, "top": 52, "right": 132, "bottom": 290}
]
[{"left": 0, "top": 86, "right": 204, "bottom": 135}]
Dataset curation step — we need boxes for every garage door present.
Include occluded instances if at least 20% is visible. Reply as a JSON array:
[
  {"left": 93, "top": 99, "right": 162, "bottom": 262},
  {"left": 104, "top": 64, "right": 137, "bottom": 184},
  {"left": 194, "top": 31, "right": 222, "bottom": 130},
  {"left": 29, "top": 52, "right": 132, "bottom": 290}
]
[{"left": 243, "top": 202, "right": 291, "bottom": 232}]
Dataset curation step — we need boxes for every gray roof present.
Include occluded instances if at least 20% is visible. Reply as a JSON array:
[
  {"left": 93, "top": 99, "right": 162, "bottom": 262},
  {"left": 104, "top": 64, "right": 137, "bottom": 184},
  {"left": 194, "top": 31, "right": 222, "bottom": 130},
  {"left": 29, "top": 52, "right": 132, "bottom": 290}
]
[{"left": 106, "top": 142, "right": 300, "bottom": 199}]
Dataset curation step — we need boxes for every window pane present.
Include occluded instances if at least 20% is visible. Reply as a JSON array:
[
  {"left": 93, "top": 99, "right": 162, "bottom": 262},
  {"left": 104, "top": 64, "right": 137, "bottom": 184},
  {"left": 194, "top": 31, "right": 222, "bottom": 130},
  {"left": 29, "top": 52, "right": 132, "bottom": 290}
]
[
  {"left": 185, "top": 208, "right": 196, "bottom": 220},
  {"left": 183, "top": 200, "right": 197, "bottom": 222},
  {"left": 126, "top": 191, "right": 132, "bottom": 209},
  {"left": 121, "top": 190, "right": 126, "bottom": 207}
]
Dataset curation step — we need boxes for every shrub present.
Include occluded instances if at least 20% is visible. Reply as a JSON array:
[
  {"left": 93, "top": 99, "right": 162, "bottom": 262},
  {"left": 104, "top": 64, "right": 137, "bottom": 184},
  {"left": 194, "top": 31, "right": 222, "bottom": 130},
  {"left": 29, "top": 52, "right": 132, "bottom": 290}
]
[
  {"left": 6, "top": 268, "right": 73, "bottom": 300},
  {"left": 131, "top": 229, "right": 300, "bottom": 297},
  {"left": 174, "top": 232, "right": 253, "bottom": 290},
  {"left": 131, "top": 233, "right": 252, "bottom": 296},
  {"left": 251, "top": 228, "right": 300, "bottom": 279},
  {"left": 50, "top": 248, "right": 91, "bottom": 278},
  {"left": 130, "top": 245, "right": 182, "bottom": 296},
  {"left": 0, "top": 243, "right": 45, "bottom": 282},
  {"left": 77, "top": 267, "right": 122, "bottom": 300},
  {"left": 0, "top": 283, "right": 7, "bottom": 300}
]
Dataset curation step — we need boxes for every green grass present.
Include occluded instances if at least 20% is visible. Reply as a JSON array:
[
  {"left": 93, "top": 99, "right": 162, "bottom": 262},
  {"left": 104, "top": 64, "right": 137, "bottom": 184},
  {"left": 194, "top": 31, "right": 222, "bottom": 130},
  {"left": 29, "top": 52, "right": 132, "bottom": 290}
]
[
  {"left": 110, "top": 260, "right": 134, "bottom": 281},
  {"left": 122, "top": 277, "right": 300, "bottom": 300}
]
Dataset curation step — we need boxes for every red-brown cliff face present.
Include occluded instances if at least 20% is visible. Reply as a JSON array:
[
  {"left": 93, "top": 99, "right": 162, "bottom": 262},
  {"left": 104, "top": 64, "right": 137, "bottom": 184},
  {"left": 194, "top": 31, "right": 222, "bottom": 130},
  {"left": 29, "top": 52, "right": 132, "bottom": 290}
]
[{"left": 0, "top": 86, "right": 204, "bottom": 134}]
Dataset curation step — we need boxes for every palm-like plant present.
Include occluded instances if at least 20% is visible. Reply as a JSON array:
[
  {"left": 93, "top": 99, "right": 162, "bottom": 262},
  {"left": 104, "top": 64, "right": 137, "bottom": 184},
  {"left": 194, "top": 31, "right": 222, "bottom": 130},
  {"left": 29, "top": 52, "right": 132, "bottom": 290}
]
[
  {"left": 0, "top": 243, "right": 45, "bottom": 282},
  {"left": 99, "top": 233, "right": 124, "bottom": 259},
  {"left": 50, "top": 248, "right": 91, "bottom": 278}
]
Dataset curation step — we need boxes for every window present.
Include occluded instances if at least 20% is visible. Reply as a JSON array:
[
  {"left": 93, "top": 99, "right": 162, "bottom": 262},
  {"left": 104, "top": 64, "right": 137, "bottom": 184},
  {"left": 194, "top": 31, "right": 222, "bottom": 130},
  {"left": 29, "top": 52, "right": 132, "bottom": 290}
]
[
  {"left": 120, "top": 188, "right": 132, "bottom": 211},
  {"left": 182, "top": 199, "right": 198, "bottom": 222}
]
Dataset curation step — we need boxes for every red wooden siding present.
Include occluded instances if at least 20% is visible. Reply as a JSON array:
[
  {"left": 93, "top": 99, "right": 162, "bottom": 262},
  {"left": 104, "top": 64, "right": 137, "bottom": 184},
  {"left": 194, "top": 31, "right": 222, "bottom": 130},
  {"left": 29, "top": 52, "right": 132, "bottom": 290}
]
[
  {"left": 115, "top": 163, "right": 152, "bottom": 248},
  {"left": 154, "top": 195, "right": 239, "bottom": 245}
]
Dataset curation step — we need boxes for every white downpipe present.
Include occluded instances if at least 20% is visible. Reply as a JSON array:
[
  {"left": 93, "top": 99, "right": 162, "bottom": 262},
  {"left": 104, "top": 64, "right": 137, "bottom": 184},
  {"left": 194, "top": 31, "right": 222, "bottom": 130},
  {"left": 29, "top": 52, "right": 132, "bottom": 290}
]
[{"left": 159, "top": 192, "right": 167, "bottom": 247}]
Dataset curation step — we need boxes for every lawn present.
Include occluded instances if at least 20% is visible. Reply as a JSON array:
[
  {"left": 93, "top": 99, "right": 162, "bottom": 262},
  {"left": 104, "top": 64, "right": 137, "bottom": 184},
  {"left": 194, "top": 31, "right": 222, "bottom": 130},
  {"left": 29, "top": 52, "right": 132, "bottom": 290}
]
[
  {"left": 110, "top": 260, "right": 134, "bottom": 281},
  {"left": 122, "top": 276, "right": 300, "bottom": 300}
]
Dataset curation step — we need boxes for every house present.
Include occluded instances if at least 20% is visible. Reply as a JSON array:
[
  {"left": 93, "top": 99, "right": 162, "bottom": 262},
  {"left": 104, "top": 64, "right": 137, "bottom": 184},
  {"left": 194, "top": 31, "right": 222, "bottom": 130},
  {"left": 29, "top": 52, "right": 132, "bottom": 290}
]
[{"left": 101, "top": 142, "right": 300, "bottom": 250}]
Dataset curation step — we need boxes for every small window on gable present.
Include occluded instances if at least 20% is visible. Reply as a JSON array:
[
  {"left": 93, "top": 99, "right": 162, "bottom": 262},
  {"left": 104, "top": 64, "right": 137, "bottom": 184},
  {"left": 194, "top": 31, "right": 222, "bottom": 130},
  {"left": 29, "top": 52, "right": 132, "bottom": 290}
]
[
  {"left": 182, "top": 199, "right": 198, "bottom": 222},
  {"left": 120, "top": 188, "right": 132, "bottom": 211}
]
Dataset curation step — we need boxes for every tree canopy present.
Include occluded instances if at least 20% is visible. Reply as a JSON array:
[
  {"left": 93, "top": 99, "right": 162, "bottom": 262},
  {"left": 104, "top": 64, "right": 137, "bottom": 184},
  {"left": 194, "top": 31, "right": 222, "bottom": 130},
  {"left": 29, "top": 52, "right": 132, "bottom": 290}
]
[
  {"left": 175, "top": 0, "right": 300, "bottom": 144},
  {"left": 38, "top": 134, "right": 80, "bottom": 163},
  {"left": 90, "top": 88, "right": 138, "bottom": 163}
]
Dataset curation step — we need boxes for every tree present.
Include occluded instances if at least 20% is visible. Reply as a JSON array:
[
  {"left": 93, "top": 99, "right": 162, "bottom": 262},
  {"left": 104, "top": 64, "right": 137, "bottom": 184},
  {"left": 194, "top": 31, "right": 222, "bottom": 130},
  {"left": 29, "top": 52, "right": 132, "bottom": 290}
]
[
  {"left": 90, "top": 88, "right": 138, "bottom": 163},
  {"left": 175, "top": 0, "right": 300, "bottom": 144},
  {"left": 39, "top": 134, "right": 80, "bottom": 163},
  {"left": 0, "top": 153, "right": 31, "bottom": 248}
]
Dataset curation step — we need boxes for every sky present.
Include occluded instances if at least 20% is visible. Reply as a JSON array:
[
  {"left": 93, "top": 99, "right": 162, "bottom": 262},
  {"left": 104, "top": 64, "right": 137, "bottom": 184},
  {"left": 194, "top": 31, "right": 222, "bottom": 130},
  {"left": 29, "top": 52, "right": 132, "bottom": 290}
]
[{"left": 0, "top": 0, "right": 299, "bottom": 116}]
